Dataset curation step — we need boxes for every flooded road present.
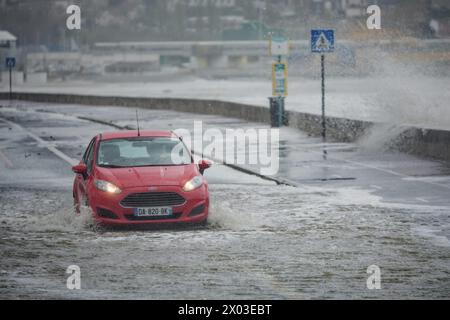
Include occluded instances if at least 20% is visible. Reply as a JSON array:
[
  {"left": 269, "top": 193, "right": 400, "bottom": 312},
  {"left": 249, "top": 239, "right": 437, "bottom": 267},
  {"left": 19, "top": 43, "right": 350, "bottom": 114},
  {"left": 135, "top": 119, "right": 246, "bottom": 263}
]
[{"left": 1, "top": 101, "right": 449, "bottom": 299}]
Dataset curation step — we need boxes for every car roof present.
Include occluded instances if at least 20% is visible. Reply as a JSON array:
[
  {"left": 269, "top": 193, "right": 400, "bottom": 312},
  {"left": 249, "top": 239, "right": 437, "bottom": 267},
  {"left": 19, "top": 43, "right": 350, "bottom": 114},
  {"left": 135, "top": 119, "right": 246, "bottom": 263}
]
[{"left": 99, "top": 130, "right": 177, "bottom": 141}]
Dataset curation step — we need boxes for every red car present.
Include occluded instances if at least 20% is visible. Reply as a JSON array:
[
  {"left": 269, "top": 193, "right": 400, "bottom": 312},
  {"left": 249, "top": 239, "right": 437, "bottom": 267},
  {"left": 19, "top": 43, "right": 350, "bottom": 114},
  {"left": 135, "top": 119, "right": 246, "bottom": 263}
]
[{"left": 72, "top": 130, "right": 211, "bottom": 226}]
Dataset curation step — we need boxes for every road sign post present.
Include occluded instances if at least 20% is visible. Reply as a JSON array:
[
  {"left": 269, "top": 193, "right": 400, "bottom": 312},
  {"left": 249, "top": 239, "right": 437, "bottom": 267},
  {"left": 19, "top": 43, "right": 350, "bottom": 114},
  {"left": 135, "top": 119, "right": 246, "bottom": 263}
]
[
  {"left": 311, "top": 29, "right": 334, "bottom": 159},
  {"left": 9, "top": 65, "right": 12, "bottom": 100},
  {"left": 272, "top": 61, "right": 288, "bottom": 97},
  {"left": 5, "top": 57, "right": 16, "bottom": 100},
  {"left": 269, "top": 36, "right": 289, "bottom": 127},
  {"left": 321, "top": 54, "right": 325, "bottom": 145}
]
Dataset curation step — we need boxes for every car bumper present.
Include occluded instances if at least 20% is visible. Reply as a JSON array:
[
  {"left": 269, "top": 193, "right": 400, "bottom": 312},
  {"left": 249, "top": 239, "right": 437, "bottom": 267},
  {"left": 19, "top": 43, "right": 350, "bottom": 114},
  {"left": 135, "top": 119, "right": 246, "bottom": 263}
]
[{"left": 89, "top": 185, "right": 209, "bottom": 226}]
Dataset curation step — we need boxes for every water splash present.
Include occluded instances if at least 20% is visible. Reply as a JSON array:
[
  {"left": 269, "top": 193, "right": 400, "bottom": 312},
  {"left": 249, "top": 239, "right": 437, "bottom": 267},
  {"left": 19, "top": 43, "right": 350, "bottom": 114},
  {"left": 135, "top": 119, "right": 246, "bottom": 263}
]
[{"left": 19, "top": 204, "right": 99, "bottom": 234}]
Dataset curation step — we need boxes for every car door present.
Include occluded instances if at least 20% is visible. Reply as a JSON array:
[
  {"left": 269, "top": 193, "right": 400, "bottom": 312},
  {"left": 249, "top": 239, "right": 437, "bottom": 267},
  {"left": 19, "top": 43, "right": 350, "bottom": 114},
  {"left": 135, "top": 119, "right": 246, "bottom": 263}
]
[{"left": 76, "top": 137, "right": 96, "bottom": 207}]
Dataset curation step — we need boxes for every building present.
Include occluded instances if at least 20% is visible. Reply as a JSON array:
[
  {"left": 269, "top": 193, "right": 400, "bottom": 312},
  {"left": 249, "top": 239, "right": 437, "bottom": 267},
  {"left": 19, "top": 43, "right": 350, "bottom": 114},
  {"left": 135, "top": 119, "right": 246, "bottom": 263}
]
[
  {"left": 340, "top": 0, "right": 371, "bottom": 18},
  {"left": 0, "top": 30, "right": 17, "bottom": 66},
  {"left": 430, "top": 0, "right": 450, "bottom": 37},
  {"left": 0, "top": 30, "right": 16, "bottom": 49},
  {"left": 0, "top": 30, "right": 19, "bottom": 84}
]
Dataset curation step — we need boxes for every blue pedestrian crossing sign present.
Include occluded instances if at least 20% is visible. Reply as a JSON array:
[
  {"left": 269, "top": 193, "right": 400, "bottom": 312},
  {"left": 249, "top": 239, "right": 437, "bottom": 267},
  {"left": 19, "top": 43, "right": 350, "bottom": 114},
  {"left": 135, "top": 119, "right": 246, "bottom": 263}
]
[
  {"left": 311, "top": 29, "right": 334, "bottom": 53},
  {"left": 5, "top": 57, "right": 16, "bottom": 68}
]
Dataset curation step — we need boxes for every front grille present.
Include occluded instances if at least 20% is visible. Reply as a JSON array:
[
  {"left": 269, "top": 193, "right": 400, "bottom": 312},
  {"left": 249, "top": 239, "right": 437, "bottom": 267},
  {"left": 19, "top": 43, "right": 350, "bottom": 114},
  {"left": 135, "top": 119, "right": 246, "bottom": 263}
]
[
  {"left": 125, "top": 212, "right": 183, "bottom": 221},
  {"left": 120, "top": 192, "right": 186, "bottom": 208}
]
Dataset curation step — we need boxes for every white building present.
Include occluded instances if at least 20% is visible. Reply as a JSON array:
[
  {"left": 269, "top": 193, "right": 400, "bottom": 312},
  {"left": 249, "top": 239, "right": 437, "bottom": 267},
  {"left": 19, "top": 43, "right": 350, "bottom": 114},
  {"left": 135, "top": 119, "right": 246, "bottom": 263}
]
[{"left": 340, "top": 0, "right": 370, "bottom": 18}]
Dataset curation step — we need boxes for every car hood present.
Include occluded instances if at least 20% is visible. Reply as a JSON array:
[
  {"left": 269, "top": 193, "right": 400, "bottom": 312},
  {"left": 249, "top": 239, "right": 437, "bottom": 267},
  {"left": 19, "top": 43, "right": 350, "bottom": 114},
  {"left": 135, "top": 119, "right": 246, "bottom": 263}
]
[{"left": 95, "top": 165, "right": 198, "bottom": 188}]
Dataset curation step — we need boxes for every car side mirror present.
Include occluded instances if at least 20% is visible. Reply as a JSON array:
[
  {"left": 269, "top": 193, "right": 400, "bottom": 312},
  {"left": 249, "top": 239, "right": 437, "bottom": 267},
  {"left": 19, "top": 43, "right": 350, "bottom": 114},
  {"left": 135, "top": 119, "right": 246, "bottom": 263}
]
[
  {"left": 198, "top": 159, "right": 211, "bottom": 175},
  {"left": 72, "top": 163, "right": 87, "bottom": 175}
]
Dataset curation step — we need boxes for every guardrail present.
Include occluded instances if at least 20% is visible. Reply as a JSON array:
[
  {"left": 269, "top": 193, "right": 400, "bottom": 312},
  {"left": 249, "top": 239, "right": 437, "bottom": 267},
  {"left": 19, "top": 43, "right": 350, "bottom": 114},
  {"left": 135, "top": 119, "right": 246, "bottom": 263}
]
[{"left": 1, "top": 92, "right": 449, "bottom": 162}]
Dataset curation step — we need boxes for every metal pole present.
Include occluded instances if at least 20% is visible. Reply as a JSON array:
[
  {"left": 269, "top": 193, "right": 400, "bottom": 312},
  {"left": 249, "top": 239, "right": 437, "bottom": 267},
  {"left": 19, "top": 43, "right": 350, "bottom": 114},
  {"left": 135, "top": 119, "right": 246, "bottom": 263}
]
[
  {"left": 278, "top": 97, "right": 282, "bottom": 126},
  {"left": 321, "top": 54, "right": 327, "bottom": 159},
  {"left": 277, "top": 55, "right": 283, "bottom": 127},
  {"left": 9, "top": 66, "right": 12, "bottom": 100},
  {"left": 258, "top": 7, "right": 263, "bottom": 41}
]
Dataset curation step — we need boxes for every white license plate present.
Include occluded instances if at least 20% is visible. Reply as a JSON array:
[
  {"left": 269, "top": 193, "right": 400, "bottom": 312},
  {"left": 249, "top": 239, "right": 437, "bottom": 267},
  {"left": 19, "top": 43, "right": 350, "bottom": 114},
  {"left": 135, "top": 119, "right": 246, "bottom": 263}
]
[{"left": 133, "top": 207, "right": 173, "bottom": 217}]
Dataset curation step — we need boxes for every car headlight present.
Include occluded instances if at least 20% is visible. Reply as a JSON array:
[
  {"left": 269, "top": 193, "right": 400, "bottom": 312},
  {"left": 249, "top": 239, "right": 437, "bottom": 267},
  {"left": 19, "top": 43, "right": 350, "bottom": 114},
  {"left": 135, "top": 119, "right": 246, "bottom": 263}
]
[
  {"left": 183, "top": 175, "right": 203, "bottom": 192},
  {"left": 95, "top": 179, "right": 122, "bottom": 194}
]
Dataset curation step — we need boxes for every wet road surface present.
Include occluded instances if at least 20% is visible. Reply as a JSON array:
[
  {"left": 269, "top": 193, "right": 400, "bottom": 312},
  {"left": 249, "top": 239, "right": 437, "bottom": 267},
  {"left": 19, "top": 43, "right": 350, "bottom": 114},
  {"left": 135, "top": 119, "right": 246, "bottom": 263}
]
[{"left": 0, "top": 100, "right": 449, "bottom": 299}]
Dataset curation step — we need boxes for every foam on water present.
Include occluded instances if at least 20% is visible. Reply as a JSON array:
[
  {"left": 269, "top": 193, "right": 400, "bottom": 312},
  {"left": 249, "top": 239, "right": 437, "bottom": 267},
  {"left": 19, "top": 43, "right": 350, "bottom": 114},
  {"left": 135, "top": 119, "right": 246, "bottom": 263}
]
[
  {"left": 413, "top": 226, "right": 450, "bottom": 248},
  {"left": 208, "top": 190, "right": 262, "bottom": 230},
  {"left": 1, "top": 181, "right": 449, "bottom": 298}
]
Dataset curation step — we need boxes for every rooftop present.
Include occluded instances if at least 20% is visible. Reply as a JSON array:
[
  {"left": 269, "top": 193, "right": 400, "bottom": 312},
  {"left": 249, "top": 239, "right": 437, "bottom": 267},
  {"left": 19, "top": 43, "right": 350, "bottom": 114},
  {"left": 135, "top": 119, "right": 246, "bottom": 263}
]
[{"left": 0, "top": 30, "right": 17, "bottom": 42}]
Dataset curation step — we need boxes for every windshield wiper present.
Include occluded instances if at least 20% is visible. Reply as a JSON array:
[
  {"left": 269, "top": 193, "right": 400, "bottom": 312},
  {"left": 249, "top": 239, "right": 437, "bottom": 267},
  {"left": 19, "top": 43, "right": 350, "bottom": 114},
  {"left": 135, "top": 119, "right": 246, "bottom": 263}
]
[
  {"left": 99, "top": 163, "right": 190, "bottom": 168},
  {"left": 124, "top": 164, "right": 170, "bottom": 168},
  {"left": 99, "top": 164, "right": 127, "bottom": 168}
]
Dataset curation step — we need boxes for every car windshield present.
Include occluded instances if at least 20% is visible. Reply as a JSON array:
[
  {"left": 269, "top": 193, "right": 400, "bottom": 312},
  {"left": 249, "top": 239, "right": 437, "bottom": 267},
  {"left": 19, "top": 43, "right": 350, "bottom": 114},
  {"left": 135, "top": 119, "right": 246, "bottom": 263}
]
[{"left": 97, "top": 137, "right": 192, "bottom": 168}]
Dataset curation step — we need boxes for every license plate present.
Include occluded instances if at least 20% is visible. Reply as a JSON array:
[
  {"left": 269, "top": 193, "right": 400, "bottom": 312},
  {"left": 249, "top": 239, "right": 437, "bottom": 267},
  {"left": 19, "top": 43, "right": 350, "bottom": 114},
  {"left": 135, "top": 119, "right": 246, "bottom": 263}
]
[{"left": 133, "top": 207, "right": 173, "bottom": 217}]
